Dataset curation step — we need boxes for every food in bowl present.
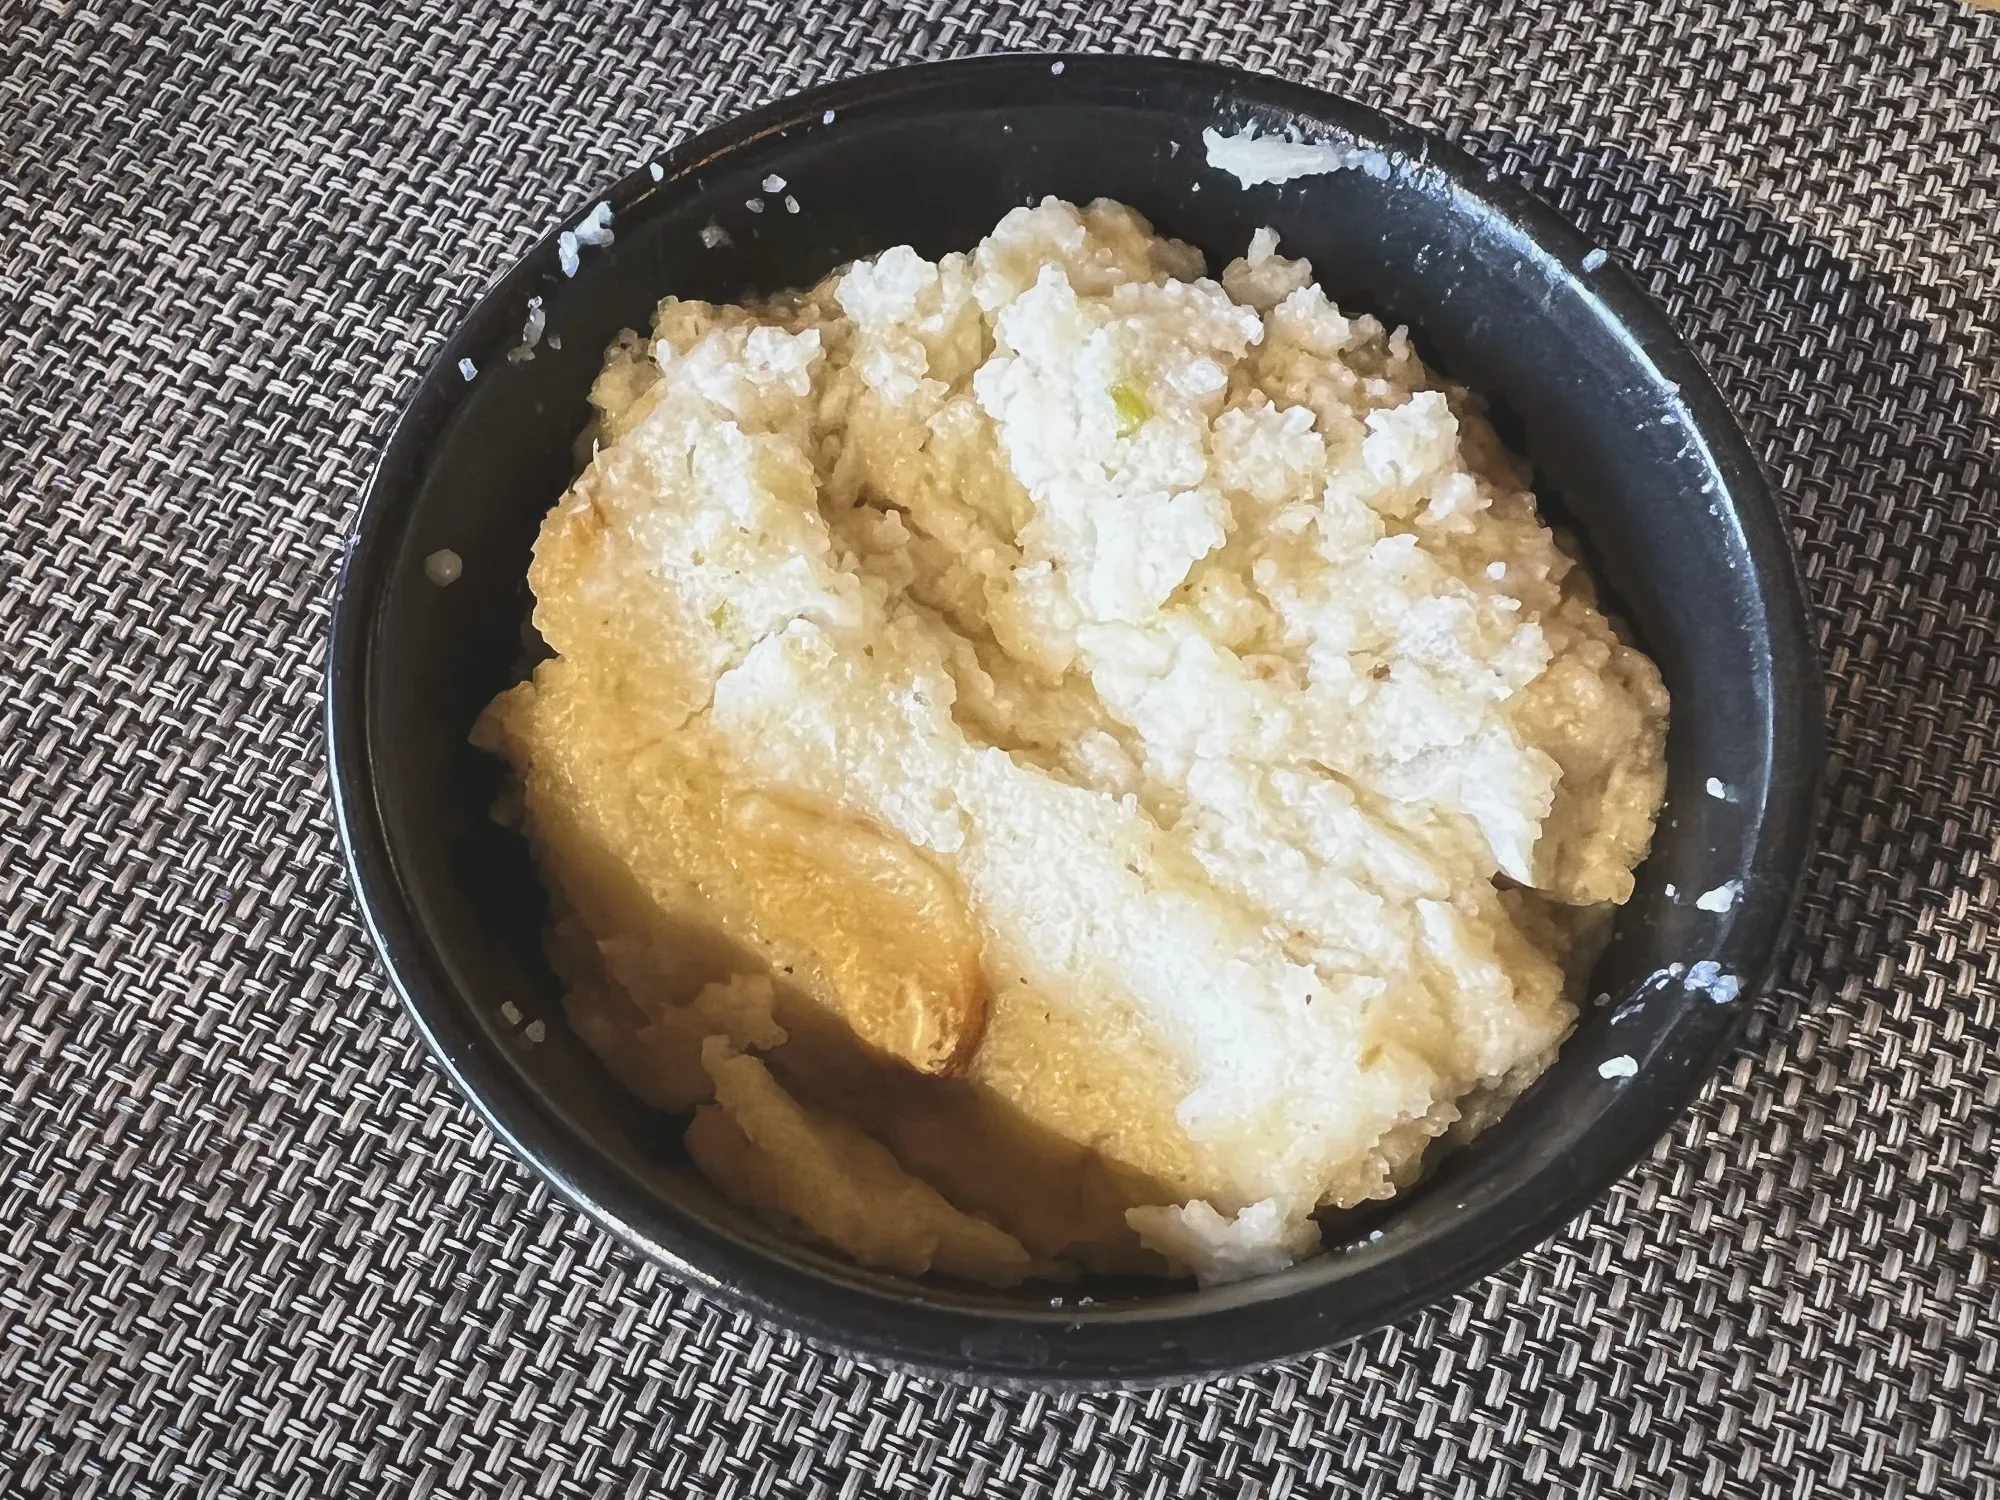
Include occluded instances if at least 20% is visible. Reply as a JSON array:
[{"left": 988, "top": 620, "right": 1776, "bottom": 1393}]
[{"left": 472, "top": 197, "right": 1669, "bottom": 1287}]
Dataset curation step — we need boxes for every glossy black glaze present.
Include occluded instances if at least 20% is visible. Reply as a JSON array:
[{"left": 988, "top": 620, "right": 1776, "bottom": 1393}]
[{"left": 325, "top": 54, "right": 1822, "bottom": 1387}]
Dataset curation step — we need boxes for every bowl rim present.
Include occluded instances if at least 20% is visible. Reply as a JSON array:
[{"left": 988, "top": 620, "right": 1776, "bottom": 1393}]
[{"left": 325, "top": 50, "right": 1824, "bottom": 1388}]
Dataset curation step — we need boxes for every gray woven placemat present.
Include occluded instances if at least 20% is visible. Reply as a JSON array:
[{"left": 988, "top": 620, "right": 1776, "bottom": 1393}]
[{"left": 4, "top": 0, "right": 1998, "bottom": 1495}]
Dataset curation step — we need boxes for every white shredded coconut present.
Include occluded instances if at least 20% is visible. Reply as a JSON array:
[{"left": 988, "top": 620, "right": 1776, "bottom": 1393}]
[
  {"left": 822, "top": 108, "right": 836, "bottom": 124},
  {"left": 1705, "top": 777, "right": 1735, "bottom": 801},
  {"left": 1050, "top": 59, "right": 1065, "bottom": 74},
  {"left": 700, "top": 221, "right": 731, "bottom": 249},
  {"left": 424, "top": 549, "right": 462, "bottom": 587},
  {"left": 746, "top": 197, "right": 765, "bottom": 213},
  {"left": 1684, "top": 960, "right": 1742, "bottom": 1003},
  {"left": 524, "top": 1019, "right": 547, "bottom": 1043},
  {"left": 558, "top": 231, "right": 580, "bottom": 278},
  {"left": 499, "top": 1000, "right": 522, "bottom": 1026},
  {"left": 649, "top": 162, "right": 664, "bottom": 182},
  {"left": 456, "top": 356, "right": 477, "bottom": 382},
  {"left": 1126, "top": 1198, "right": 1317, "bottom": 1287},
  {"left": 1203, "top": 126, "right": 1360, "bottom": 187},
  {"left": 762, "top": 173, "right": 786, "bottom": 193},
  {"left": 1598, "top": 1055, "right": 1638, "bottom": 1080},
  {"left": 573, "top": 200, "right": 615, "bottom": 247},
  {"left": 1695, "top": 880, "right": 1742, "bottom": 913},
  {"left": 507, "top": 296, "right": 546, "bottom": 364},
  {"left": 784, "top": 194, "right": 800, "bottom": 215},
  {"left": 1486, "top": 561, "right": 1507, "bottom": 579},
  {"left": 1581, "top": 247, "right": 1609, "bottom": 272}
]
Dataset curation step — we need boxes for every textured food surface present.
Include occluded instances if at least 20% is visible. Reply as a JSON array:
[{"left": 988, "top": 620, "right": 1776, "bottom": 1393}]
[
  {"left": 9, "top": 2, "right": 1995, "bottom": 1493},
  {"left": 478, "top": 198, "right": 1668, "bottom": 1285}
]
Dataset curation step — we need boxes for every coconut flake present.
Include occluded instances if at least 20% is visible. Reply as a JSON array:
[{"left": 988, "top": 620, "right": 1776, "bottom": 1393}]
[
  {"left": 1127, "top": 1198, "right": 1314, "bottom": 1287},
  {"left": 1598, "top": 1055, "right": 1638, "bottom": 1080},
  {"left": 1684, "top": 960, "right": 1742, "bottom": 1003},
  {"left": 1204, "top": 126, "right": 1360, "bottom": 187},
  {"left": 1695, "top": 880, "right": 1742, "bottom": 913},
  {"left": 506, "top": 296, "right": 545, "bottom": 364},
  {"left": 573, "top": 200, "right": 615, "bottom": 247},
  {"left": 1581, "top": 247, "right": 1609, "bottom": 272},
  {"left": 456, "top": 356, "right": 477, "bottom": 382}
]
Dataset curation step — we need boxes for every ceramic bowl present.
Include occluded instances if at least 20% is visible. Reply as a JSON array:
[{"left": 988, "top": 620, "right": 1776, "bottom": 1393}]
[{"left": 326, "top": 53, "right": 1821, "bottom": 1386}]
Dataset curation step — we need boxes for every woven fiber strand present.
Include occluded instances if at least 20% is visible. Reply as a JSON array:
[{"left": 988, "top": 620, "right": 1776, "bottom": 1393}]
[{"left": 2, "top": 0, "right": 1997, "bottom": 1495}]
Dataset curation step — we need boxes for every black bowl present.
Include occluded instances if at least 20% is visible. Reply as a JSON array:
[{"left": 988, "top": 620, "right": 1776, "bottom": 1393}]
[{"left": 327, "top": 54, "right": 1821, "bottom": 1387}]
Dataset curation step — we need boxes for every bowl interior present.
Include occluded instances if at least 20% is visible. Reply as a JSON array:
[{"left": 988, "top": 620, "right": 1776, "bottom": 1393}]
[{"left": 331, "top": 55, "right": 1819, "bottom": 1385}]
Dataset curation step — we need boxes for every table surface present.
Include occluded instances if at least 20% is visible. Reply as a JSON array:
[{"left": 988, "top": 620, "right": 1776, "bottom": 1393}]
[{"left": 4, "top": 1, "right": 1998, "bottom": 1496}]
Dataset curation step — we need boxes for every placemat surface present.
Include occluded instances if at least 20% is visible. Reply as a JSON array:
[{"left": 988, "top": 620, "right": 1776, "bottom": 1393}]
[{"left": 3, "top": 1, "right": 1998, "bottom": 1496}]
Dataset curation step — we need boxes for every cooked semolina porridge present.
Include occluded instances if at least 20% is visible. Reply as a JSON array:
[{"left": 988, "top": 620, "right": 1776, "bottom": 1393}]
[{"left": 473, "top": 198, "right": 1669, "bottom": 1287}]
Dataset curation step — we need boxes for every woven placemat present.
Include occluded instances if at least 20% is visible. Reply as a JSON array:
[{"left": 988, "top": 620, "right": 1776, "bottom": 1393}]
[{"left": 4, "top": 1, "right": 1998, "bottom": 1495}]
